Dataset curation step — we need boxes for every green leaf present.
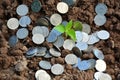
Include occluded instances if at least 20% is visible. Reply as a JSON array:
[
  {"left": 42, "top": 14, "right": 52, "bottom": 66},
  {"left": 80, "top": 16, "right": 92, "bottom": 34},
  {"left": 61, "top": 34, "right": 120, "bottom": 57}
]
[
  {"left": 65, "top": 20, "right": 73, "bottom": 31},
  {"left": 54, "top": 25, "right": 65, "bottom": 33},
  {"left": 66, "top": 29, "right": 76, "bottom": 41},
  {"left": 73, "top": 21, "right": 83, "bottom": 31}
]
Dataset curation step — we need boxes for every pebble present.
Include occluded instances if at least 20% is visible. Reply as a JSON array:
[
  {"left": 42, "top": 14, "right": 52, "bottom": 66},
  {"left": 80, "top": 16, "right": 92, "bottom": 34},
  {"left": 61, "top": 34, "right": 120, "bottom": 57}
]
[
  {"left": 76, "top": 42, "right": 88, "bottom": 51},
  {"left": 81, "top": 32, "right": 89, "bottom": 42},
  {"left": 53, "top": 36, "right": 64, "bottom": 47},
  {"left": 97, "top": 30, "right": 110, "bottom": 40},
  {"left": 82, "top": 23, "right": 91, "bottom": 34},
  {"left": 51, "top": 64, "right": 64, "bottom": 75},
  {"left": 95, "top": 59, "right": 106, "bottom": 72},
  {"left": 16, "top": 4, "right": 28, "bottom": 16},
  {"left": 75, "top": 31, "right": 83, "bottom": 42},
  {"left": 95, "top": 3, "right": 108, "bottom": 15},
  {"left": 8, "top": 35, "right": 18, "bottom": 47},
  {"left": 35, "top": 70, "right": 51, "bottom": 80},
  {"left": 39, "top": 60, "right": 52, "bottom": 70},
  {"left": 94, "top": 14, "right": 106, "bottom": 26},
  {"left": 32, "top": 34, "right": 44, "bottom": 44},
  {"left": 65, "top": 54, "right": 78, "bottom": 65},
  {"left": 19, "top": 16, "right": 31, "bottom": 27},
  {"left": 50, "top": 13, "right": 62, "bottom": 26},
  {"left": 57, "top": 2, "right": 69, "bottom": 14},
  {"left": 7, "top": 18, "right": 19, "bottom": 30},
  {"left": 31, "top": 0, "right": 42, "bottom": 12},
  {"left": 93, "top": 48, "right": 104, "bottom": 59},
  {"left": 49, "top": 48, "right": 61, "bottom": 57},
  {"left": 63, "top": 39, "right": 75, "bottom": 50},
  {"left": 16, "top": 28, "right": 29, "bottom": 39}
]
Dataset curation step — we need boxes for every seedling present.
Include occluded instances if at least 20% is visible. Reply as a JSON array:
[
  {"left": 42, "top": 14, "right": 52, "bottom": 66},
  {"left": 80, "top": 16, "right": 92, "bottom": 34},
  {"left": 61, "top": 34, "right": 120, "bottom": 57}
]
[{"left": 54, "top": 20, "right": 83, "bottom": 41}]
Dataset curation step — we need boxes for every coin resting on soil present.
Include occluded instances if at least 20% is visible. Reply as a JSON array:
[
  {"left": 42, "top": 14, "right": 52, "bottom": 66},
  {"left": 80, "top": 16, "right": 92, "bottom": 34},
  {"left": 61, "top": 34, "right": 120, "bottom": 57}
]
[
  {"left": 49, "top": 48, "right": 61, "bottom": 57},
  {"left": 19, "top": 16, "right": 31, "bottom": 27},
  {"left": 63, "top": 39, "right": 75, "bottom": 50},
  {"left": 53, "top": 36, "right": 64, "bottom": 47},
  {"left": 39, "top": 60, "right": 52, "bottom": 70},
  {"left": 31, "top": 0, "right": 42, "bottom": 12},
  {"left": 8, "top": 35, "right": 18, "bottom": 47},
  {"left": 61, "top": 0, "right": 76, "bottom": 6},
  {"left": 93, "top": 48, "right": 104, "bottom": 59},
  {"left": 82, "top": 23, "right": 91, "bottom": 34},
  {"left": 75, "top": 31, "right": 83, "bottom": 42},
  {"left": 32, "top": 34, "right": 45, "bottom": 44}
]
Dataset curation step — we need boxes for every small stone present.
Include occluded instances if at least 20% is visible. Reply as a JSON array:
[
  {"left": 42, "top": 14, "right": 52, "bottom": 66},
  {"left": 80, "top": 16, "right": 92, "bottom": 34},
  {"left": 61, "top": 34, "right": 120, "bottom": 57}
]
[{"left": 93, "top": 48, "right": 104, "bottom": 59}]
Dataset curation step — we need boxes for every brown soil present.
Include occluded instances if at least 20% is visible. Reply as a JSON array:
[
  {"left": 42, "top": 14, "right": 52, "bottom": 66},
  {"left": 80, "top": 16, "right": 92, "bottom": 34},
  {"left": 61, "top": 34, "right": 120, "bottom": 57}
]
[{"left": 0, "top": 0, "right": 120, "bottom": 80}]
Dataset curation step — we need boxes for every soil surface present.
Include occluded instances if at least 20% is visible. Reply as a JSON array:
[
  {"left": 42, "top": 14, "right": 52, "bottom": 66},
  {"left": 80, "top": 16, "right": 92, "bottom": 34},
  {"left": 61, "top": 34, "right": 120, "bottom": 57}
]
[{"left": 0, "top": 0, "right": 120, "bottom": 80}]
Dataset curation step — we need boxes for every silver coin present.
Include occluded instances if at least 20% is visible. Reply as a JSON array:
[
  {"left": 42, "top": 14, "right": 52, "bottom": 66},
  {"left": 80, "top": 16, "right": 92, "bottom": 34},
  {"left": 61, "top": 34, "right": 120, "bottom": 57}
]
[
  {"left": 44, "top": 51, "right": 52, "bottom": 58},
  {"left": 76, "top": 42, "right": 88, "bottom": 51},
  {"left": 65, "top": 54, "right": 78, "bottom": 65},
  {"left": 95, "top": 3, "right": 108, "bottom": 15},
  {"left": 50, "top": 13, "right": 62, "bottom": 26},
  {"left": 63, "top": 39, "right": 75, "bottom": 50},
  {"left": 39, "top": 60, "right": 52, "bottom": 70},
  {"left": 51, "top": 64, "right": 64, "bottom": 75},
  {"left": 94, "top": 14, "right": 106, "bottom": 26},
  {"left": 19, "top": 15, "right": 31, "bottom": 27},
  {"left": 75, "top": 31, "right": 83, "bottom": 42},
  {"left": 93, "top": 48, "right": 104, "bottom": 59},
  {"left": 16, "top": 4, "right": 28, "bottom": 16},
  {"left": 72, "top": 58, "right": 81, "bottom": 68},
  {"left": 53, "top": 36, "right": 64, "bottom": 47},
  {"left": 26, "top": 47, "right": 38, "bottom": 56},
  {"left": 97, "top": 30, "right": 110, "bottom": 40},
  {"left": 49, "top": 48, "right": 61, "bottom": 57},
  {"left": 78, "top": 60, "right": 91, "bottom": 70},
  {"left": 36, "top": 47, "right": 47, "bottom": 56},
  {"left": 61, "top": 0, "right": 76, "bottom": 6},
  {"left": 82, "top": 23, "right": 91, "bottom": 34},
  {"left": 8, "top": 35, "right": 18, "bottom": 47},
  {"left": 32, "top": 34, "right": 45, "bottom": 44},
  {"left": 7, "top": 18, "right": 19, "bottom": 30},
  {"left": 41, "top": 26, "right": 49, "bottom": 37},
  {"left": 87, "top": 59, "right": 96, "bottom": 69},
  {"left": 81, "top": 32, "right": 89, "bottom": 42},
  {"left": 16, "top": 28, "right": 29, "bottom": 39},
  {"left": 95, "top": 59, "right": 106, "bottom": 72},
  {"left": 57, "top": 2, "right": 69, "bottom": 14}
]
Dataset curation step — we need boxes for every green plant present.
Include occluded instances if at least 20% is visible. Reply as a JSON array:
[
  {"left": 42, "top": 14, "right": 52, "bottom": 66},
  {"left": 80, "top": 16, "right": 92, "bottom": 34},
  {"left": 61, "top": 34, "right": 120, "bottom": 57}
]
[{"left": 54, "top": 20, "right": 83, "bottom": 41}]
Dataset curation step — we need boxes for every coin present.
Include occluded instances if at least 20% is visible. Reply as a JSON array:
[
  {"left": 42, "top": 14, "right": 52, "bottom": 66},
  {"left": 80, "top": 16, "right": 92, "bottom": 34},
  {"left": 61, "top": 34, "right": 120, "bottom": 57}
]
[
  {"left": 72, "top": 58, "right": 81, "bottom": 68},
  {"left": 94, "top": 14, "right": 106, "bottom": 26},
  {"left": 82, "top": 23, "right": 91, "bottom": 34},
  {"left": 87, "top": 59, "right": 96, "bottom": 69},
  {"left": 57, "top": 2, "right": 69, "bottom": 14},
  {"left": 50, "top": 13, "right": 62, "bottom": 26},
  {"left": 44, "top": 51, "right": 52, "bottom": 58},
  {"left": 16, "top": 4, "right": 28, "bottom": 16},
  {"left": 32, "top": 34, "right": 44, "bottom": 44},
  {"left": 95, "top": 59, "right": 106, "bottom": 72},
  {"left": 31, "top": 0, "right": 42, "bottom": 12},
  {"left": 36, "top": 47, "right": 47, "bottom": 56},
  {"left": 26, "top": 47, "right": 38, "bottom": 57},
  {"left": 76, "top": 42, "right": 88, "bottom": 51},
  {"left": 49, "top": 48, "right": 61, "bottom": 57},
  {"left": 53, "top": 36, "right": 64, "bottom": 47},
  {"left": 97, "top": 30, "right": 110, "bottom": 40},
  {"left": 81, "top": 32, "right": 89, "bottom": 42},
  {"left": 95, "top": 3, "right": 108, "bottom": 15},
  {"left": 75, "top": 31, "right": 83, "bottom": 42},
  {"left": 19, "top": 16, "right": 31, "bottom": 27},
  {"left": 7, "top": 18, "right": 19, "bottom": 30},
  {"left": 39, "top": 60, "right": 52, "bottom": 70},
  {"left": 51, "top": 64, "right": 64, "bottom": 75},
  {"left": 78, "top": 60, "right": 90, "bottom": 70},
  {"left": 61, "top": 0, "right": 76, "bottom": 6},
  {"left": 93, "top": 48, "right": 104, "bottom": 59},
  {"left": 8, "top": 35, "right": 18, "bottom": 47},
  {"left": 65, "top": 54, "right": 78, "bottom": 65},
  {"left": 62, "top": 20, "right": 68, "bottom": 26},
  {"left": 63, "top": 39, "right": 75, "bottom": 50},
  {"left": 16, "top": 28, "right": 29, "bottom": 39},
  {"left": 51, "top": 29, "right": 62, "bottom": 36}
]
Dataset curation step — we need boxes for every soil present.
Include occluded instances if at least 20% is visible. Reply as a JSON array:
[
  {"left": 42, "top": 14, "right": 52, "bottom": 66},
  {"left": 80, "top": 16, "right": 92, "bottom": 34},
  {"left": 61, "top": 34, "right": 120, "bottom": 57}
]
[{"left": 0, "top": 0, "right": 120, "bottom": 80}]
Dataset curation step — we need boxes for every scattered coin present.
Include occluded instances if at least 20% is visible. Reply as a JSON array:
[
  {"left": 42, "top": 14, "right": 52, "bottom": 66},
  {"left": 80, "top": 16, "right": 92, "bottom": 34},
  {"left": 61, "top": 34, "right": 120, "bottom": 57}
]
[
  {"left": 44, "top": 51, "right": 52, "bottom": 58},
  {"left": 72, "top": 58, "right": 81, "bottom": 68},
  {"left": 19, "top": 15, "right": 31, "bottom": 27},
  {"left": 62, "top": 20, "right": 68, "bottom": 26},
  {"left": 32, "top": 34, "right": 44, "bottom": 44},
  {"left": 61, "top": 0, "right": 76, "bottom": 6},
  {"left": 26, "top": 47, "right": 38, "bottom": 57},
  {"left": 7, "top": 18, "right": 19, "bottom": 30},
  {"left": 36, "top": 47, "right": 47, "bottom": 56},
  {"left": 94, "top": 14, "right": 106, "bottom": 26},
  {"left": 53, "top": 36, "right": 64, "bottom": 47},
  {"left": 39, "top": 60, "right": 52, "bottom": 70},
  {"left": 57, "top": 2, "right": 69, "bottom": 14},
  {"left": 51, "top": 64, "right": 64, "bottom": 75},
  {"left": 63, "top": 39, "right": 75, "bottom": 50},
  {"left": 35, "top": 70, "right": 51, "bottom": 80},
  {"left": 36, "top": 17, "right": 50, "bottom": 26},
  {"left": 93, "top": 48, "right": 104, "bottom": 59},
  {"left": 16, "top": 4, "right": 28, "bottom": 16},
  {"left": 95, "top": 59, "right": 106, "bottom": 72},
  {"left": 16, "top": 28, "right": 29, "bottom": 39},
  {"left": 49, "top": 48, "right": 61, "bottom": 57},
  {"left": 8, "top": 35, "right": 18, "bottom": 47},
  {"left": 78, "top": 60, "right": 90, "bottom": 70},
  {"left": 75, "top": 31, "right": 83, "bottom": 42},
  {"left": 87, "top": 59, "right": 96, "bottom": 69},
  {"left": 76, "top": 42, "right": 88, "bottom": 51},
  {"left": 82, "top": 23, "right": 91, "bottom": 34},
  {"left": 97, "top": 30, "right": 110, "bottom": 40},
  {"left": 50, "top": 13, "right": 62, "bottom": 26},
  {"left": 31, "top": 0, "right": 42, "bottom": 12},
  {"left": 81, "top": 32, "right": 89, "bottom": 42},
  {"left": 41, "top": 26, "right": 49, "bottom": 37},
  {"left": 95, "top": 3, "right": 108, "bottom": 15},
  {"left": 65, "top": 54, "right": 78, "bottom": 65},
  {"left": 51, "top": 29, "right": 62, "bottom": 36}
]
